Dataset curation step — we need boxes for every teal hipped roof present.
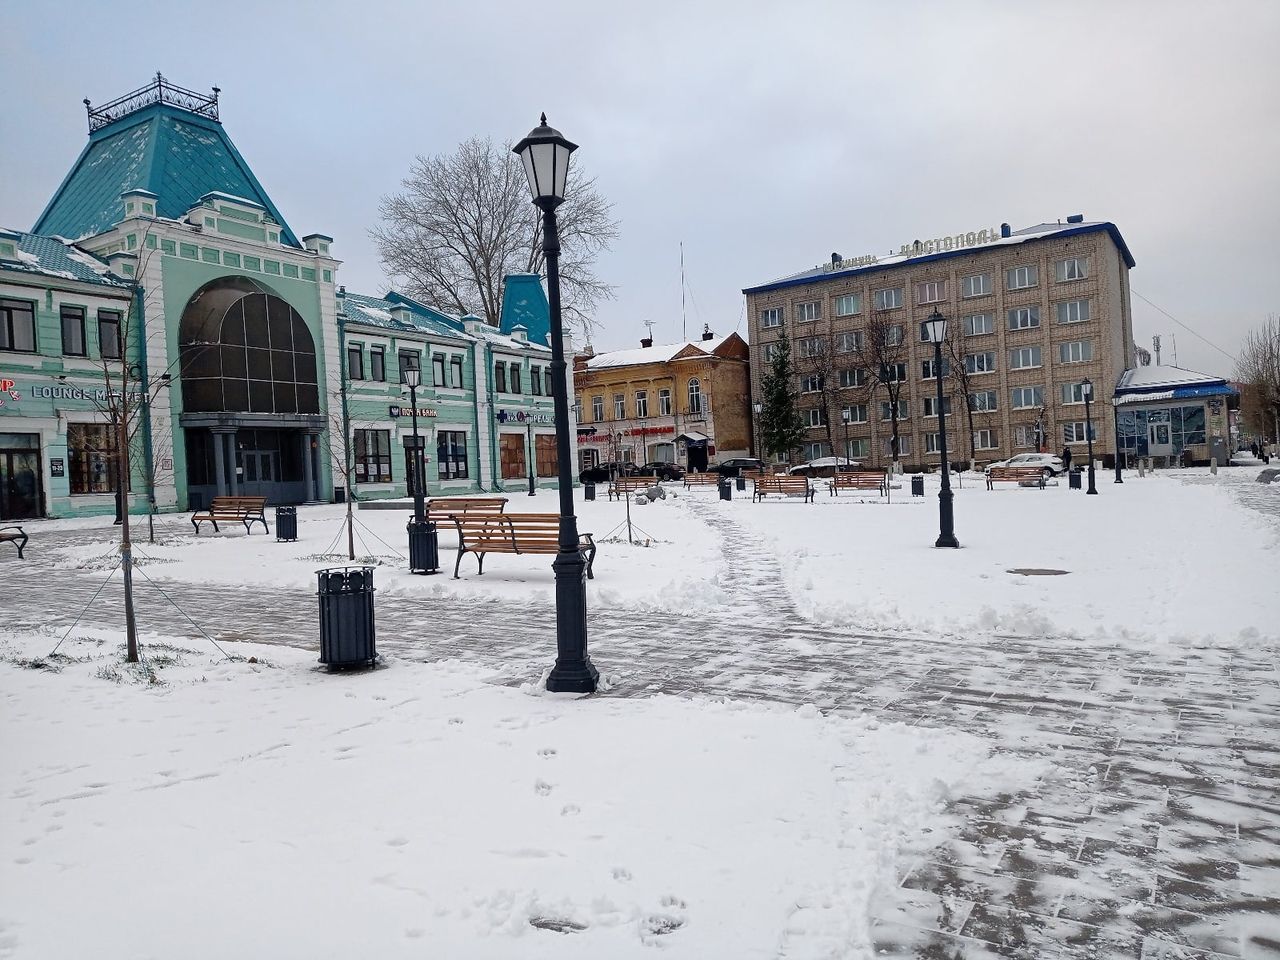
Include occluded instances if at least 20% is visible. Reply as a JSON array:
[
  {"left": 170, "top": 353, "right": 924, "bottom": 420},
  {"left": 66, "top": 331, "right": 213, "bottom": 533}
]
[
  {"left": 498, "top": 274, "right": 550, "bottom": 347},
  {"left": 0, "top": 229, "right": 131, "bottom": 289},
  {"left": 34, "top": 85, "right": 300, "bottom": 247}
]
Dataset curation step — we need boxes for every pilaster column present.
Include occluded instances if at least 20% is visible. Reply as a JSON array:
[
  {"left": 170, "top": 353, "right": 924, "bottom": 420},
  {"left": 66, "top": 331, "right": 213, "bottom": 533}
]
[
  {"left": 211, "top": 428, "right": 228, "bottom": 496},
  {"left": 302, "top": 431, "right": 315, "bottom": 502}
]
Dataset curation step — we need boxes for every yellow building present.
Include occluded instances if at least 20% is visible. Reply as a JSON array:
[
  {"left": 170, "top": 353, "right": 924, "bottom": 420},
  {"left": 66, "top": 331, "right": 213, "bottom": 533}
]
[{"left": 573, "top": 332, "right": 751, "bottom": 473}]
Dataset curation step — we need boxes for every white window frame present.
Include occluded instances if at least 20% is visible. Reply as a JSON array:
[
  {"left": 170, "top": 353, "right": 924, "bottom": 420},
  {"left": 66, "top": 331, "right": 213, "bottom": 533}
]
[
  {"left": 1010, "top": 346, "right": 1043, "bottom": 370},
  {"left": 591, "top": 395, "right": 604, "bottom": 422},
  {"left": 964, "top": 351, "right": 996, "bottom": 375},
  {"left": 797, "top": 337, "right": 826, "bottom": 358},
  {"left": 834, "top": 294, "right": 862, "bottom": 317},
  {"left": 1014, "top": 425, "right": 1037, "bottom": 448},
  {"left": 961, "top": 273, "right": 992, "bottom": 298},
  {"left": 973, "top": 428, "right": 999, "bottom": 450},
  {"left": 921, "top": 358, "right": 950, "bottom": 380},
  {"left": 842, "top": 403, "right": 869, "bottom": 424},
  {"left": 1061, "top": 381, "right": 1088, "bottom": 405},
  {"left": 835, "top": 331, "right": 863, "bottom": 354},
  {"left": 924, "top": 431, "right": 943, "bottom": 454},
  {"left": 795, "top": 301, "right": 821, "bottom": 323},
  {"left": 1008, "top": 306, "right": 1041, "bottom": 331},
  {"left": 635, "top": 390, "right": 648, "bottom": 418},
  {"left": 761, "top": 307, "right": 783, "bottom": 328},
  {"left": 922, "top": 396, "right": 952, "bottom": 418},
  {"left": 873, "top": 287, "right": 903, "bottom": 311},
  {"left": 1058, "top": 340, "right": 1093, "bottom": 364},
  {"left": 658, "top": 388, "right": 672, "bottom": 416},
  {"left": 963, "top": 313, "right": 993, "bottom": 336},
  {"left": 1056, "top": 299, "right": 1091, "bottom": 324},
  {"left": 916, "top": 280, "right": 946, "bottom": 304},
  {"left": 1055, "top": 257, "right": 1088, "bottom": 282},
  {"left": 968, "top": 390, "right": 997, "bottom": 412},
  {"left": 614, "top": 394, "right": 626, "bottom": 420},
  {"left": 846, "top": 437, "right": 870, "bottom": 459},
  {"left": 880, "top": 399, "right": 908, "bottom": 421},
  {"left": 801, "top": 374, "right": 824, "bottom": 394},
  {"left": 838, "top": 367, "right": 867, "bottom": 389},
  {"left": 763, "top": 343, "right": 780, "bottom": 362},
  {"left": 805, "top": 407, "right": 827, "bottom": 427},
  {"left": 1063, "top": 422, "right": 1096, "bottom": 444},
  {"left": 1006, "top": 264, "right": 1039, "bottom": 290},
  {"left": 687, "top": 379, "right": 703, "bottom": 414},
  {"left": 1011, "top": 386, "right": 1044, "bottom": 409},
  {"left": 880, "top": 361, "right": 907, "bottom": 383},
  {"left": 884, "top": 324, "right": 904, "bottom": 347}
]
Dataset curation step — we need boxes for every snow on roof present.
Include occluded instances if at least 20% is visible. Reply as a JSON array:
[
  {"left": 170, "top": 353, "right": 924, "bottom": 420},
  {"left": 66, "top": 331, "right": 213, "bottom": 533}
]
[
  {"left": 0, "top": 230, "right": 131, "bottom": 289},
  {"left": 587, "top": 336, "right": 730, "bottom": 370},
  {"left": 1116, "top": 365, "right": 1226, "bottom": 391}
]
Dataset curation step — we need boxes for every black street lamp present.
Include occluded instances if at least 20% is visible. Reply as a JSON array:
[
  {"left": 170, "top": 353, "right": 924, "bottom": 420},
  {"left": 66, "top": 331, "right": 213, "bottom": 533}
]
[
  {"left": 1082, "top": 378, "right": 1098, "bottom": 495},
  {"left": 753, "top": 400, "right": 763, "bottom": 459},
  {"left": 924, "top": 310, "right": 959, "bottom": 548},
  {"left": 1112, "top": 400, "right": 1124, "bottom": 484},
  {"left": 402, "top": 357, "right": 439, "bottom": 573},
  {"left": 526, "top": 418, "right": 536, "bottom": 496},
  {"left": 840, "top": 407, "right": 851, "bottom": 470},
  {"left": 514, "top": 114, "right": 598, "bottom": 694}
]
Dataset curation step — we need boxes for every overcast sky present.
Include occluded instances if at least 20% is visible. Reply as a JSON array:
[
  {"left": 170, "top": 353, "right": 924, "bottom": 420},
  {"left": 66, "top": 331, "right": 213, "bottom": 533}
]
[{"left": 3, "top": 0, "right": 1276, "bottom": 378}]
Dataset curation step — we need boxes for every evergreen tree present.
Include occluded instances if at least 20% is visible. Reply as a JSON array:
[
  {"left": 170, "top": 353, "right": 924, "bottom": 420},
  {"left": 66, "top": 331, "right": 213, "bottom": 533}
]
[{"left": 759, "top": 330, "right": 807, "bottom": 462}]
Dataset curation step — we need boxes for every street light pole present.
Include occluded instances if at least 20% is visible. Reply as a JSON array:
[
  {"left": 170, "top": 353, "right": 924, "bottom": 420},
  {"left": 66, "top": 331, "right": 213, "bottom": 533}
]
[
  {"left": 753, "top": 400, "right": 763, "bottom": 460},
  {"left": 1083, "top": 378, "right": 1098, "bottom": 495},
  {"left": 526, "top": 418, "right": 536, "bottom": 496},
  {"left": 1112, "top": 400, "right": 1123, "bottom": 483},
  {"left": 514, "top": 115, "right": 598, "bottom": 694},
  {"left": 403, "top": 357, "right": 439, "bottom": 573},
  {"left": 841, "top": 408, "right": 851, "bottom": 469},
  {"left": 925, "top": 310, "right": 959, "bottom": 548}
]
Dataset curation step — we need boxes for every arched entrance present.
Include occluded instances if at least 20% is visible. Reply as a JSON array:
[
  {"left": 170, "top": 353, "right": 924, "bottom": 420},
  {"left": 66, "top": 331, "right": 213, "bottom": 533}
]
[{"left": 177, "top": 277, "right": 325, "bottom": 508}]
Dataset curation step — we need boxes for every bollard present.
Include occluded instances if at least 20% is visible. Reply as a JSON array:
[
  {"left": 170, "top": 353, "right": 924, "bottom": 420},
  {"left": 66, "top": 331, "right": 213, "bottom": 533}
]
[
  {"left": 1138, "top": 459, "right": 1145, "bottom": 478},
  {"left": 1210, "top": 457, "right": 1218, "bottom": 475}
]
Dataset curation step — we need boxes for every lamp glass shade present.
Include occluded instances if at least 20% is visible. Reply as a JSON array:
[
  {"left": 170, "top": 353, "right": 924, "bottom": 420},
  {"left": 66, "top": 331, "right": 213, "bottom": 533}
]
[
  {"left": 513, "top": 115, "right": 578, "bottom": 203},
  {"left": 923, "top": 311, "right": 947, "bottom": 344},
  {"left": 753, "top": 402, "right": 762, "bottom": 413},
  {"left": 401, "top": 357, "right": 421, "bottom": 388},
  {"left": 1081, "top": 378, "right": 1093, "bottom": 398},
  {"left": 841, "top": 409, "right": 851, "bottom": 423}
]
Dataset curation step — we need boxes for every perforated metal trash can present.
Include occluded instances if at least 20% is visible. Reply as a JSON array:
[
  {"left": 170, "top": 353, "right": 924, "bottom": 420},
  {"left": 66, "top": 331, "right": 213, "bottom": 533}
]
[
  {"left": 735, "top": 476, "right": 747, "bottom": 492},
  {"left": 584, "top": 482, "right": 596, "bottom": 501},
  {"left": 718, "top": 477, "right": 732, "bottom": 501},
  {"left": 317, "top": 566, "right": 377, "bottom": 669},
  {"left": 275, "top": 506, "right": 297, "bottom": 542},
  {"left": 407, "top": 519, "right": 439, "bottom": 575},
  {"left": 1069, "top": 468, "right": 1082, "bottom": 490},
  {"left": 911, "top": 475, "right": 925, "bottom": 497}
]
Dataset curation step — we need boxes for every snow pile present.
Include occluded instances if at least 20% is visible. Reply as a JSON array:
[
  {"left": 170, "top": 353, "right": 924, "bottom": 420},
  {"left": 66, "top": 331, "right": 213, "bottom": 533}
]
[{"left": 0, "top": 629, "right": 1042, "bottom": 959}]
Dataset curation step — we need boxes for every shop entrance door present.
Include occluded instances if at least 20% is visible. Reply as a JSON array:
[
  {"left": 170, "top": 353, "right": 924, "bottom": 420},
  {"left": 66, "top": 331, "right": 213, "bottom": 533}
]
[
  {"left": 1147, "top": 417, "right": 1173, "bottom": 458},
  {"left": 0, "top": 441, "right": 43, "bottom": 520},
  {"left": 237, "top": 448, "right": 281, "bottom": 500}
]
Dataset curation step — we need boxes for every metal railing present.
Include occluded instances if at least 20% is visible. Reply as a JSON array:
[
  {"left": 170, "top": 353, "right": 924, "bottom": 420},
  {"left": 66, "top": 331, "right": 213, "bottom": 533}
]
[{"left": 86, "top": 73, "right": 220, "bottom": 132}]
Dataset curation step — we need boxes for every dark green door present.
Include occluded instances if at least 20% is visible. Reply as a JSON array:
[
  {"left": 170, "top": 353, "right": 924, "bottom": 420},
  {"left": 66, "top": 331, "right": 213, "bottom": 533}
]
[{"left": 0, "top": 447, "right": 42, "bottom": 520}]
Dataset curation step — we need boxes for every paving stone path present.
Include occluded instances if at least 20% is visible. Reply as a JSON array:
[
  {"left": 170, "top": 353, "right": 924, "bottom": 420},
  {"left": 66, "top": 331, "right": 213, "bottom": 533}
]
[{"left": 2, "top": 480, "right": 1278, "bottom": 958}]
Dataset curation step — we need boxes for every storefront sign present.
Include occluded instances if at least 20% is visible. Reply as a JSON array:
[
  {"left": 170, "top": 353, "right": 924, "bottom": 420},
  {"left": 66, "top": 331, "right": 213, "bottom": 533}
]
[
  {"left": 0, "top": 378, "right": 18, "bottom": 407},
  {"left": 623, "top": 425, "right": 675, "bottom": 437},
  {"left": 29, "top": 385, "right": 147, "bottom": 404},
  {"left": 496, "top": 409, "right": 553, "bottom": 425},
  {"left": 389, "top": 404, "right": 438, "bottom": 418},
  {"left": 821, "top": 226, "right": 1002, "bottom": 273},
  {"left": 50, "top": 458, "right": 65, "bottom": 478}
]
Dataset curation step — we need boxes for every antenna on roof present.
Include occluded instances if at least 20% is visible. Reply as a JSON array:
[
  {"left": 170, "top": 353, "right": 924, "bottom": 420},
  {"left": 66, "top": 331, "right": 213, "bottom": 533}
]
[
  {"left": 680, "top": 241, "right": 687, "bottom": 342},
  {"left": 643, "top": 318, "right": 655, "bottom": 339},
  {"left": 1152, "top": 334, "right": 1162, "bottom": 366}
]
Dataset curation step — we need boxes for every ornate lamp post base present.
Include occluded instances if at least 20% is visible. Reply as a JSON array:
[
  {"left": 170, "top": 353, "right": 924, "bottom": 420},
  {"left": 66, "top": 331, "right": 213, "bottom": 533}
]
[{"left": 546, "top": 548, "right": 598, "bottom": 692}]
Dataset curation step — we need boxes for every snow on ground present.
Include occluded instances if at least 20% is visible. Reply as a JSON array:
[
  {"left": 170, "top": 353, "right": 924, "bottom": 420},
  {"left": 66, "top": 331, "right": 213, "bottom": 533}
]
[
  {"left": 49, "top": 489, "right": 727, "bottom": 614},
  {"left": 725, "top": 467, "right": 1280, "bottom": 648},
  {"left": 0, "top": 630, "right": 1043, "bottom": 959},
  {"left": 42, "top": 464, "right": 1280, "bottom": 649}
]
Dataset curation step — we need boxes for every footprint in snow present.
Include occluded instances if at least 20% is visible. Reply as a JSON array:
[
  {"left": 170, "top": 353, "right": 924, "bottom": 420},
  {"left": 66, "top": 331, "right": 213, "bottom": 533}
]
[
  {"left": 612, "top": 867, "right": 632, "bottom": 882},
  {"left": 534, "top": 780, "right": 553, "bottom": 796},
  {"left": 538, "top": 747, "right": 557, "bottom": 758}
]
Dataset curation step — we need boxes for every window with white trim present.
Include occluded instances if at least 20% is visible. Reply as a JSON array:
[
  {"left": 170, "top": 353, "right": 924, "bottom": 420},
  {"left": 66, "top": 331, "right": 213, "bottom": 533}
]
[
  {"left": 807, "top": 442, "right": 829, "bottom": 460},
  {"left": 968, "top": 390, "right": 997, "bottom": 411},
  {"left": 795, "top": 301, "right": 821, "bottom": 322},
  {"left": 1063, "top": 422, "right": 1096, "bottom": 443},
  {"left": 961, "top": 273, "right": 992, "bottom": 298},
  {"left": 1008, "top": 306, "right": 1040, "bottom": 331},
  {"left": 801, "top": 374, "right": 824, "bottom": 393},
  {"left": 1014, "top": 424, "right": 1038, "bottom": 448},
  {"left": 1058, "top": 340, "right": 1093, "bottom": 363},
  {"left": 1011, "top": 386, "right": 1044, "bottom": 409},
  {"left": 838, "top": 367, "right": 867, "bottom": 388},
  {"left": 963, "top": 313, "right": 993, "bottom": 336},
  {"left": 688, "top": 378, "right": 703, "bottom": 414},
  {"left": 846, "top": 437, "right": 870, "bottom": 459},
  {"left": 924, "top": 432, "right": 944, "bottom": 454},
  {"left": 873, "top": 287, "right": 903, "bottom": 310},
  {"left": 1006, "top": 264, "right": 1039, "bottom": 290},
  {"left": 880, "top": 399, "right": 909, "bottom": 420},
  {"left": 1055, "top": 257, "right": 1088, "bottom": 282},
  {"left": 635, "top": 390, "right": 648, "bottom": 418},
  {"left": 614, "top": 393, "right": 625, "bottom": 419},
  {"left": 592, "top": 395, "right": 604, "bottom": 422},
  {"left": 834, "top": 294, "right": 862, "bottom": 317},
  {"left": 916, "top": 280, "right": 946, "bottom": 304},
  {"left": 884, "top": 324, "right": 904, "bottom": 346},
  {"left": 804, "top": 407, "right": 827, "bottom": 427},
  {"left": 973, "top": 428, "right": 999, "bottom": 450},
  {"left": 842, "top": 403, "right": 869, "bottom": 423},
  {"left": 1061, "top": 381, "right": 1089, "bottom": 405},
  {"left": 921, "top": 358, "right": 950, "bottom": 380},
  {"left": 763, "top": 342, "right": 780, "bottom": 361},
  {"left": 761, "top": 307, "right": 783, "bottom": 328},
  {"left": 879, "top": 362, "right": 907, "bottom": 382},
  {"left": 834, "top": 331, "right": 863, "bottom": 354},
  {"left": 922, "top": 396, "right": 952, "bottom": 417},
  {"left": 797, "top": 337, "right": 826, "bottom": 358},
  {"left": 1010, "top": 346, "right": 1042, "bottom": 369},
  {"left": 658, "top": 388, "right": 672, "bottom": 416},
  {"left": 884, "top": 435, "right": 912, "bottom": 457},
  {"left": 965, "top": 351, "right": 996, "bottom": 375},
  {"left": 1056, "top": 299, "right": 1091, "bottom": 324}
]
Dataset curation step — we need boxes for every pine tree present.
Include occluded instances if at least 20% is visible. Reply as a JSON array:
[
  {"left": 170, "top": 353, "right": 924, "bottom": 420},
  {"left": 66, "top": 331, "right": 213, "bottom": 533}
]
[{"left": 759, "top": 330, "right": 807, "bottom": 462}]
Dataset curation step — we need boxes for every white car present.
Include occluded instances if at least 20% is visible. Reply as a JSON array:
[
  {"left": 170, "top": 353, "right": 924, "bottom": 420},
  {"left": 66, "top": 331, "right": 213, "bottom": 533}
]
[
  {"left": 788, "top": 456, "right": 860, "bottom": 478},
  {"left": 984, "top": 453, "right": 1065, "bottom": 477}
]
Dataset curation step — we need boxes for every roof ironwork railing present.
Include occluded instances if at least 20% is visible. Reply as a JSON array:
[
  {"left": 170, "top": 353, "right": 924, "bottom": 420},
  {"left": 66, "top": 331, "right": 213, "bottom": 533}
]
[{"left": 84, "top": 72, "right": 220, "bottom": 132}]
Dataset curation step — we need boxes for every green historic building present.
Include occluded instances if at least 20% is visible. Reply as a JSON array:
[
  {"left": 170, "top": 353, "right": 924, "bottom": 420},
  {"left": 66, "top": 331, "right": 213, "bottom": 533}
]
[{"left": 0, "top": 75, "right": 569, "bottom": 521}]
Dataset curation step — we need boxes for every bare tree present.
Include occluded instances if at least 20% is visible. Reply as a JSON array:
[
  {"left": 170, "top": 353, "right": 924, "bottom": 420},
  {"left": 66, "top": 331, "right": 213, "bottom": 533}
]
[
  {"left": 794, "top": 334, "right": 840, "bottom": 457},
  {"left": 865, "top": 314, "right": 910, "bottom": 471},
  {"left": 946, "top": 331, "right": 992, "bottom": 468},
  {"left": 1235, "top": 314, "right": 1280, "bottom": 444},
  {"left": 319, "top": 398, "right": 359, "bottom": 562},
  {"left": 372, "top": 135, "right": 619, "bottom": 337}
]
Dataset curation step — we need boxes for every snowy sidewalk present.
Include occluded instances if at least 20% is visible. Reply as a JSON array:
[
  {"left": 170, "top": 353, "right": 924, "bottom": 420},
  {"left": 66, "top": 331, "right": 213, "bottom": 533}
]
[{"left": 2, "top": 475, "right": 1279, "bottom": 958}]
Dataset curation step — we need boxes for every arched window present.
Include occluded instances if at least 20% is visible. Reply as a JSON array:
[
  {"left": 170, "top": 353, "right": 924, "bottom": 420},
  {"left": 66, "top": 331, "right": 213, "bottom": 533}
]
[{"left": 687, "top": 378, "right": 702, "bottom": 415}]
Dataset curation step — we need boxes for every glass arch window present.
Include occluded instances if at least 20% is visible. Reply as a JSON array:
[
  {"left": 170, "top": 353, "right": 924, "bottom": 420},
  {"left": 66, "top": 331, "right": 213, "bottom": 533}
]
[
  {"left": 687, "top": 378, "right": 702, "bottom": 414},
  {"left": 179, "top": 278, "right": 319, "bottom": 414}
]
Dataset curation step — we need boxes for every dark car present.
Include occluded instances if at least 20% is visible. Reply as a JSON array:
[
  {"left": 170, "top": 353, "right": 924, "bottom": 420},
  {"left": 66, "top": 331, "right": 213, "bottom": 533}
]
[
  {"left": 637, "top": 461, "right": 685, "bottom": 481},
  {"left": 710, "top": 457, "right": 766, "bottom": 477},
  {"left": 578, "top": 461, "right": 643, "bottom": 484}
]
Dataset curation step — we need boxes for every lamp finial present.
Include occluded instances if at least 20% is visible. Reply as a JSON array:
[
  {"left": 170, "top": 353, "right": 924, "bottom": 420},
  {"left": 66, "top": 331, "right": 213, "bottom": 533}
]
[{"left": 540, "top": 112, "right": 547, "bottom": 126}]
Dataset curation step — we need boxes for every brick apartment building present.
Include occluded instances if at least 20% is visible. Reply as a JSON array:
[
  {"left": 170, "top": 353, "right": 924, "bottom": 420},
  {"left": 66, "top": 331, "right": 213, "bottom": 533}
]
[
  {"left": 742, "top": 217, "right": 1137, "bottom": 470},
  {"left": 573, "top": 330, "right": 751, "bottom": 473}
]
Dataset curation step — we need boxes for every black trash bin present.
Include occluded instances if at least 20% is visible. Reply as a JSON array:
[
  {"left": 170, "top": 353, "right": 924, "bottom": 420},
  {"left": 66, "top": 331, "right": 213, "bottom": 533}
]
[
  {"left": 407, "top": 519, "right": 439, "bottom": 574},
  {"left": 275, "top": 505, "right": 297, "bottom": 542},
  {"left": 1069, "top": 468, "right": 1082, "bottom": 490},
  {"left": 911, "top": 475, "right": 925, "bottom": 497},
  {"left": 584, "top": 482, "right": 596, "bottom": 502},
  {"left": 718, "top": 476, "right": 732, "bottom": 501},
  {"left": 317, "top": 566, "right": 377, "bottom": 669},
  {"left": 735, "top": 476, "right": 746, "bottom": 492}
]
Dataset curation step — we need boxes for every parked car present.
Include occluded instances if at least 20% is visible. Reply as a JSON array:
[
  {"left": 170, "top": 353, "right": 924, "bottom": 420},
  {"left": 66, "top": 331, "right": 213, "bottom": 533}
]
[
  {"left": 983, "top": 453, "right": 1065, "bottom": 478},
  {"left": 578, "top": 462, "right": 644, "bottom": 484},
  {"left": 709, "top": 457, "right": 766, "bottom": 477},
  {"left": 637, "top": 461, "right": 685, "bottom": 481},
  {"left": 787, "top": 456, "right": 861, "bottom": 478}
]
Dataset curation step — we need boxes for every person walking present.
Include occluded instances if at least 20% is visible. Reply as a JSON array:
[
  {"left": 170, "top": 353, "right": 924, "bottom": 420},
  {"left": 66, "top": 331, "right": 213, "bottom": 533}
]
[
  {"left": 1250, "top": 441, "right": 1259, "bottom": 459},
  {"left": 1061, "top": 445, "right": 1073, "bottom": 472}
]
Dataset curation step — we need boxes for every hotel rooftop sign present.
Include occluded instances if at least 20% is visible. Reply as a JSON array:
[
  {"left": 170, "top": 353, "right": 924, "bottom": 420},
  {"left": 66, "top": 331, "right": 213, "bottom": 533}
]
[{"left": 820, "top": 225, "right": 1003, "bottom": 273}]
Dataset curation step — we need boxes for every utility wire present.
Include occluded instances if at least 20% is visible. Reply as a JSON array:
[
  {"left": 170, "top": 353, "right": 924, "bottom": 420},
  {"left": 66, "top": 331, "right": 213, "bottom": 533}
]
[{"left": 1132, "top": 289, "right": 1238, "bottom": 366}]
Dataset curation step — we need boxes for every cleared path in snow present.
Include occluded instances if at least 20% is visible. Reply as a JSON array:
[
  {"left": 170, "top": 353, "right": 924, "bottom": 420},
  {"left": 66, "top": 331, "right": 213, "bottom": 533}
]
[{"left": 3, "top": 496, "right": 1278, "bottom": 959}]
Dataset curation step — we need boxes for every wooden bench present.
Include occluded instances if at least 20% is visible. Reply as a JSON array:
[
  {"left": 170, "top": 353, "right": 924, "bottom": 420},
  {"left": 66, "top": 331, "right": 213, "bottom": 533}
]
[
  {"left": 740, "top": 469, "right": 764, "bottom": 484},
  {"left": 985, "top": 466, "right": 1047, "bottom": 490},
  {"left": 684, "top": 472, "right": 721, "bottom": 488},
  {"left": 753, "top": 475, "right": 814, "bottom": 503},
  {"left": 451, "top": 513, "right": 596, "bottom": 579},
  {"left": 191, "top": 496, "right": 269, "bottom": 534},
  {"left": 426, "top": 496, "right": 507, "bottom": 523},
  {"left": 827, "top": 471, "right": 888, "bottom": 496},
  {"left": 608, "top": 477, "right": 653, "bottom": 500},
  {"left": 0, "top": 525, "right": 28, "bottom": 559}
]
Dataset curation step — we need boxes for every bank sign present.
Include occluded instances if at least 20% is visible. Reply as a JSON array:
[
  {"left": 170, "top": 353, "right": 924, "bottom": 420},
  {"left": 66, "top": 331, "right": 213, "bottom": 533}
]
[{"left": 389, "top": 405, "right": 438, "bottom": 418}]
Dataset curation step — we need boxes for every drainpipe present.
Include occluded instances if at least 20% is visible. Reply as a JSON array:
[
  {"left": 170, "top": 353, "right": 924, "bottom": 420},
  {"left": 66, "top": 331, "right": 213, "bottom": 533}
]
[{"left": 484, "top": 341, "right": 501, "bottom": 492}]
